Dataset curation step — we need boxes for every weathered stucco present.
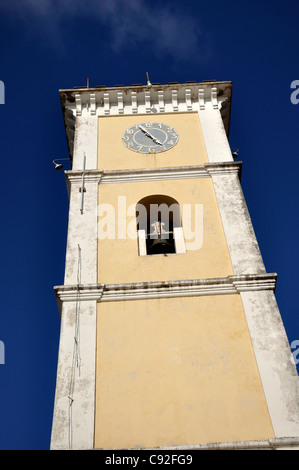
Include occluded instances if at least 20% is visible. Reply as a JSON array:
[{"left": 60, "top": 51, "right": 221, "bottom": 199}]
[{"left": 95, "top": 294, "right": 274, "bottom": 449}]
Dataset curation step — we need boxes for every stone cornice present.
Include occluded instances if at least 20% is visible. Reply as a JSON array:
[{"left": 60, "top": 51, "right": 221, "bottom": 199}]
[
  {"left": 60, "top": 81, "right": 232, "bottom": 118},
  {"left": 54, "top": 273, "right": 277, "bottom": 306},
  {"left": 65, "top": 161, "right": 242, "bottom": 185}
]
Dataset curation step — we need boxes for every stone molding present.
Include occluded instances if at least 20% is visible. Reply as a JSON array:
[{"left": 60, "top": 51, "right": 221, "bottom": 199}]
[
  {"left": 65, "top": 161, "right": 242, "bottom": 185},
  {"left": 54, "top": 273, "right": 277, "bottom": 307},
  {"left": 60, "top": 81, "right": 232, "bottom": 118},
  {"left": 137, "top": 436, "right": 299, "bottom": 451}
]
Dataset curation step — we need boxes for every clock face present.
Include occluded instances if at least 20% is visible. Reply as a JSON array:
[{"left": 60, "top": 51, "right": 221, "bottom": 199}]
[{"left": 122, "top": 122, "right": 179, "bottom": 154}]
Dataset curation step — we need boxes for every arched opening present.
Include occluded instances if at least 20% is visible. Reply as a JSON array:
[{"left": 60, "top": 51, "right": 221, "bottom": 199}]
[{"left": 136, "top": 195, "right": 186, "bottom": 256}]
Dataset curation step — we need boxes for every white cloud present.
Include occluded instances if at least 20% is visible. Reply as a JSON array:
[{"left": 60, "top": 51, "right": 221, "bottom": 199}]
[{"left": 0, "top": 0, "right": 206, "bottom": 61}]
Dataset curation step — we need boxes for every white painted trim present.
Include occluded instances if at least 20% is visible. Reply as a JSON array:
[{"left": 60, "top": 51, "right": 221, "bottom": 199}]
[
  {"left": 197, "top": 106, "right": 234, "bottom": 163},
  {"left": 172, "top": 89, "right": 178, "bottom": 111},
  {"left": 198, "top": 88, "right": 205, "bottom": 110},
  {"left": 54, "top": 273, "right": 277, "bottom": 305},
  {"left": 117, "top": 91, "right": 124, "bottom": 114},
  {"left": 211, "top": 86, "right": 219, "bottom": 109},
  {"left": 75, "top": 94, "right": 82, "bottom": 116},
  {"left": 211, "top": 171, "right": 266, "bottom": 275},
  {"left": 240, "top": 290, "right": 299, "bottom": 438},
  {"left": 145, "top": 90, "right": 151, "bottom": 113},
  {"left": 103, "top": 92, "right": 109, "bottom": 115},
  {"left": 50, "top": 299, "right": 97, "bottom": 450},
  {"left": 131, "top": 91, "right": 138, "bottom": 114},
  {"left": 90, "top": 93, "right": 96, "bottom": 115},
  {"left": 63, "top": 180, "right": 98, "bottom": 285},
  {"left": 137, "top": 229, "right": 147, "bottom": 256},
  {"left": 185, "top": 88, "right": 192, "bottom": 111},
  {"left": 158, "top": 90, "right": 164, "bottom": 112},
  {"left": 72, "top": 115, "right": 98, "bottom": 170},
  {"left": 60, "top": 82, "right": 232, "bottom": 120},
  {"left": 65, "top": 162, "right": 241, "bottom": 185}
]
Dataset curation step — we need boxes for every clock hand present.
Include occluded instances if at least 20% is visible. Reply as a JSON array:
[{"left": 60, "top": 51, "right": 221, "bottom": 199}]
[{"left": 138, "top": 124, "right": 162, "bottom": 145}]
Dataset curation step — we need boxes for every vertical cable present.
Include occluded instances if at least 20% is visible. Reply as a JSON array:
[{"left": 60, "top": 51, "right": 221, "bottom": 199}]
[{"left": 68, "top": 244, "right": 82, "bottom": 449}]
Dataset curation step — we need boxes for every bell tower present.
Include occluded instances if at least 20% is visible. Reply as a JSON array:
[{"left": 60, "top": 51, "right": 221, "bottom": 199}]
[{"left": 51, "top": 79, "right": 299, "bottom": 450}]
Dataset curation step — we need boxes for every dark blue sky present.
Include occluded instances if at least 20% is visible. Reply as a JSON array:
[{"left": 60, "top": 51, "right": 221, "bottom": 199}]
[{"left": 0, "top": 0, "right": 298, "bottom": 450}]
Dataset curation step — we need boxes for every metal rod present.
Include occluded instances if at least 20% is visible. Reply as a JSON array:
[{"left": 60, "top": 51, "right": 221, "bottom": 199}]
[{"left": 80, "top": 153, "right": 86, "bottom": 214}]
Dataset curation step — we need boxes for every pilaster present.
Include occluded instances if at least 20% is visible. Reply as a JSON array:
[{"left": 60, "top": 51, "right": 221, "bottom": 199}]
[
  {"left": 241, "top": 290, "right": 299, "bottom": 437},
  {"left": 50, "top": 299, "right": 97, "bottom": 450},
  {"left": 211, "top": 170, "right": 266, "bottom": 275}
]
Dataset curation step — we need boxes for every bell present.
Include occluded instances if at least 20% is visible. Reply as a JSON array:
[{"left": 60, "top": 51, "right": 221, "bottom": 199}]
[{"left": 147, "top": 237, "right": 173, "bottom": 255}]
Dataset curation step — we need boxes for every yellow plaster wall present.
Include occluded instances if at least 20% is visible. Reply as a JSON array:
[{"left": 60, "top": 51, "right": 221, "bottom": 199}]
[
  {"left": 97, "top": 112, "right": 208, "bottom": 170},
  {"left": 95, "top": 111, "right": 274, "bottom": 450},
  {"left": 94, "top": 294, "right": 274, "bottom": 449},
  {"left": 97, "top": 178, "right": 233, "bottom": 284}
]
